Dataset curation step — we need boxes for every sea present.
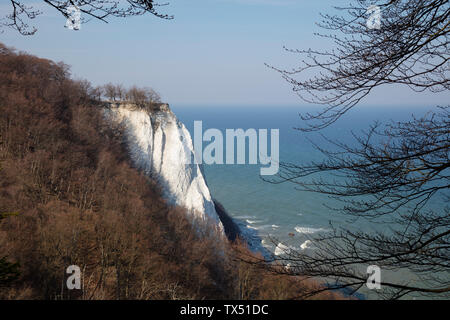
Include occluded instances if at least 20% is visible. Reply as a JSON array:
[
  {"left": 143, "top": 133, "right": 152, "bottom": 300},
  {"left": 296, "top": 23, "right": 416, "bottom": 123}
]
[{"left": 172, "top": 104, "right": 447, "bottom": 299}]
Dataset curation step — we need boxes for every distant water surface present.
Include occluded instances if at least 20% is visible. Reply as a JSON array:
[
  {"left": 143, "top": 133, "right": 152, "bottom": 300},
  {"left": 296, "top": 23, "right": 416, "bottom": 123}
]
[{"left": 172, "top": 104, "right": 446, "bottom": 299}]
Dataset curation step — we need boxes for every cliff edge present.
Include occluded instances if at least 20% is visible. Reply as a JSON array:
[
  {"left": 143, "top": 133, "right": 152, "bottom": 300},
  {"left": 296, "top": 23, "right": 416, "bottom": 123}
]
[{"left": 104, "top": 102, "right": 225, "bottom": 235}]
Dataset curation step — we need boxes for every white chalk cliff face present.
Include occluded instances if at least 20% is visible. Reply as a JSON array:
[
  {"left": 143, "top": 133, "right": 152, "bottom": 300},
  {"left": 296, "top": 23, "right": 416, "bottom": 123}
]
[{"left": 104, "top": 103, "right": 224, "bottom": 234}]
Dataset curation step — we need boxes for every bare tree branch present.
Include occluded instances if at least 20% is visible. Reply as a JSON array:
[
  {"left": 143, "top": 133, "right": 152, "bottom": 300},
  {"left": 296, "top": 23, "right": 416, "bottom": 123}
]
[
  {"left": 2, "top": 0, "right": 173, "bottom": 35},
  {"left": 256, "top": 0, "right": 450, "bottom": 299},
  {"left": 269, "top": 0, "right": 449, "bottom": 131}
]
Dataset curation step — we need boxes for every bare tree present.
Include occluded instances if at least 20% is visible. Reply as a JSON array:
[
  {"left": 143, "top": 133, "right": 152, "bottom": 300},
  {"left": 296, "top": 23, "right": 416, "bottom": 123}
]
[
  {"left": 269, "top": 0, "right": 449, "bottom": 131},
  {"left": 103, "top": 82, "right": 118, "bottom": 101},
  {"left": 115, "top": 83, "right": 125, "bottom": 100},
  {"left": 0, "top": 212, "right": 20, "bottom": 288},
  {"left": 254, "top": 0, "right": 450, "bottom": 299},
  {"left": 3, "top": 0, "right": 173, "bottom": 35},
  {"left": 144, "top": 87, "right": 161, "bottom": 103},
  {"left": 125, "top": 85, "right": 161, "bottom": 106},
  {"left": 126, "top": 85, "right": 147, "bottom": 106}
]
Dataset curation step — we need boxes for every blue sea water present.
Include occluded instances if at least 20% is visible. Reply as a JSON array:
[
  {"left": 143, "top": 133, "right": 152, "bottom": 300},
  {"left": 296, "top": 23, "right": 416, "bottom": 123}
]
[{"left": 172, "top": 104, "right": 446, "bottom": 298}]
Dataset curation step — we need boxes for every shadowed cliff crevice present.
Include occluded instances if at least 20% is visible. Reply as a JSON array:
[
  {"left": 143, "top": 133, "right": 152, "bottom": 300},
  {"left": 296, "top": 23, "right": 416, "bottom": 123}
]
[{"left": 213, "top": 199, "right": 240, "bottom": 242}]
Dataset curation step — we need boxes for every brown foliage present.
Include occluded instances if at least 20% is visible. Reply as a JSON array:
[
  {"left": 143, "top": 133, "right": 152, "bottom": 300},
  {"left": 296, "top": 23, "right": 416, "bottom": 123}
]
[
  {"left": 0, "top": 43, "right": 340, "bottom": 300},
  {"left": 230, "top": 241, "right": 345, "bottom": 300},
  {"left": 0, "top": 44, "right": 230, "bottom": 300},
  {"left": 125, "top": 85, "right": 161, "bottom": 106}
]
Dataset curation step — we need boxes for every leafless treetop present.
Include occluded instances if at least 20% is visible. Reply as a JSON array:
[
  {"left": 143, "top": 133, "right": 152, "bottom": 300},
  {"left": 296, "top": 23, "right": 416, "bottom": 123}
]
[
  {"left": 271, "top": 0, "right": 449, "bottom": 130},
  {"left": 3, "top": 0, "right": 173, "bottom": 35}
]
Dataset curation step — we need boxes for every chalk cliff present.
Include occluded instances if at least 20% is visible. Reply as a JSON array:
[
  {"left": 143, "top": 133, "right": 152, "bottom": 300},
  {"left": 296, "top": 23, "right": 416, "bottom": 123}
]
[{"left": 104, "top": 103, "right": 224, "bottom": 235}]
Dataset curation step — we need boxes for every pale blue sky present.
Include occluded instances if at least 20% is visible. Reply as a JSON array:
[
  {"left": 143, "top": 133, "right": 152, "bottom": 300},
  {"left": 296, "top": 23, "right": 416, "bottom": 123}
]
[{"left": 1, "top": 0, "right": 448, "bottom": 106}]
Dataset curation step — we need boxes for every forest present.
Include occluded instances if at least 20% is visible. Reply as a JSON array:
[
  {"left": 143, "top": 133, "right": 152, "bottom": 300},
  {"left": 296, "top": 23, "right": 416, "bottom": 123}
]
[{"left": 0, "top": 43, "right": 340, "bottom": 300}]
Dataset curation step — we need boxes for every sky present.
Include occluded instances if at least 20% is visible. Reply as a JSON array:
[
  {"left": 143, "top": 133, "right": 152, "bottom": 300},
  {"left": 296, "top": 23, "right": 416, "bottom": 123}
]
[{"left": 1, "top": 0, "right": 448, "bottom": 107}]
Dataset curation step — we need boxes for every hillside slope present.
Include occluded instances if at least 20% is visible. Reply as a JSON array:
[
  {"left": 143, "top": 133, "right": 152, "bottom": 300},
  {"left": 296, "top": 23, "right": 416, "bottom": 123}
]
[
  {"left": 0, "top": 43, "right": 343, "bottom": 300},
  {"left": 0, "top": 43, "right": 231, "bottom": 299}
]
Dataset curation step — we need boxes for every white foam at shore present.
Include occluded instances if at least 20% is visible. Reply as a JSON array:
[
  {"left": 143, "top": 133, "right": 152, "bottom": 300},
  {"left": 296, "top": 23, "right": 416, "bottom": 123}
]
[
  {"left": 295, "top": 226, "right": 328, "bottom": 234},
  {"left": 246, "top": 219, "right": 264, "bottom": 224},
  {"left": 300, "top": 240, "right": 312, "bottom": 250},
  {"left": 274, "top": 243, "right": 291, "bottom": 256},
  {"left": 235, "top": 215, "right": 257, "bottom": 220}
]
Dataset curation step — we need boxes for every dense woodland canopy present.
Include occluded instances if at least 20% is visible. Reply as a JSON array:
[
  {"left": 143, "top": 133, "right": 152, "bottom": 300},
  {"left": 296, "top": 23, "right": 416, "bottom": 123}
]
[
  {"left": 0, "top": 42, "right": 230, "bottom": 299},
  {"left": 0, "top": 43, "right": 342, "bottom": 300}
]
